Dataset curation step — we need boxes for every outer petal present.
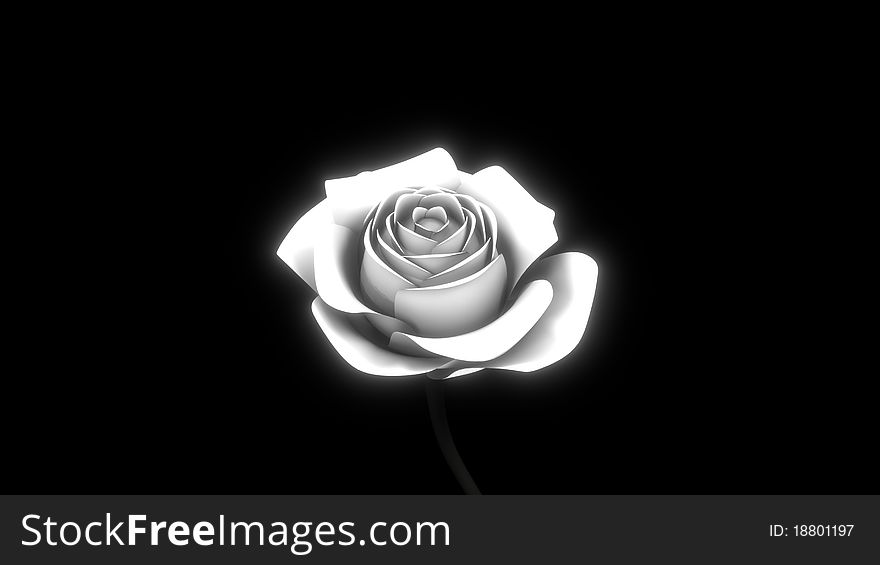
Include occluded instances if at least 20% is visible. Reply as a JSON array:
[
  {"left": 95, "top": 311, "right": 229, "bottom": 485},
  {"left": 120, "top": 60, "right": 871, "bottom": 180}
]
[
  {"left": 393, "top": 254, "right": 508, "bottom": 337},
  {"left": 444, "top": 367, "right": 484, "bottom": 379},
  {"left": 458, "top": 167, "right": 558, "bottom": 290},
  {"left": 389, "top": 279, "right": 552, "bottom": 362},
  {"left": 484, "top": 252, "right": 598, "bottom": 372},
  {"left": 276, "top": 199, "right": 330, "bottom": 292},
  {"left": 313, "top": 222, "right": 413, "bottom": 335},
  {"left": 312, "top": 299, "right": 450, "bottom": 376},
  {"left": 324, "top": 148, "right": 460, "bottom": 230}
]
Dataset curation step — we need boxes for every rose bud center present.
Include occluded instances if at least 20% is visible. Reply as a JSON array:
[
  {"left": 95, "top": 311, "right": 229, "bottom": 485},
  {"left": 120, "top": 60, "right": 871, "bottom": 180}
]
[{"left": 412, "top": 206, "right": 448, "bottom": 232}]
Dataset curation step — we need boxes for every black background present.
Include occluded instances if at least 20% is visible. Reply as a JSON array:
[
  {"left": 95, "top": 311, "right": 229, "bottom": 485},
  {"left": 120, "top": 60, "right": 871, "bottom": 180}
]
[{"left": 9, "top": 21, "right": 872, "bottom": 494}]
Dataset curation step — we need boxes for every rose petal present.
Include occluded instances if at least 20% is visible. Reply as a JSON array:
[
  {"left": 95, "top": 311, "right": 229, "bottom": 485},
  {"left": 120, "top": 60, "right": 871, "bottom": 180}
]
[
  {"left": 411, "top": 206, "right": 428, "bottom": 223},
  {"left": 276, "top": 199, "right": 330, "bottom": 292},
  {"left": 424, "top": 206, "right": 447, "bottom": 223},
  {"left": 371, "top": 188, "right": 415, "bottom": 232},
  {"left": 360, "top": 220, "right": 415, "bottom": 313},
  {"left": 325, "top": 148, "right": 460, "bottom": 230},
  {"left": 454, "top": 194, "right": 487, "bottom": 245},
  {"left": 380, "top": 213, "right": 406, "bottom": 254},
  {"left": 428, "top": 216, "right": 462, "bottom": 242},
  {"left": 431, "top": 216, "right": 470, "bottom": 254},
  {"left": 459, "top": 209, "right": 482, "bottom": 254},
  {"left": 438, "top": 367, "right": 484, "bottom": 379},
  {"left": 376, "top": 220, "right": 431, "bottom": 283},
  {"left": 458, "top": 167, "right": 558, "bottom": 289},
  {"left": 394, "top": 193, "right": 423, "bottom": 230},
  {"left": 413, "top": 186, "right": 449, "bottom": 196},
  {"left": 313, "top": 222, "right": 412, "bottom": 334},
  {"left": 485, "top": 252, "right": 598, "bottom": 372},
  {"left": 364, "top": 314, "right": 415, "bottom": 338},
  {"left": 414, "top": 217, "right": 448, "bottom": 237},
  {"left": 395, "top": 222, "right": 437, "bottom": 254},
  {"left": 312, "top": 298, "right": 450, "bottom": 376},
  {"left": 403, "top": 251, "right": 466, "bottom": 274},
  {"left": 361, "top": 200, "right": 380, "bottom": 232},
  {"left": 422, "top": 237, "right": 491, "bottom": 287},
  {"left": 479, "top": 202, "right": 499, "bottom": 259},
  {"left": 389, "top": 279, "right": 552, "bottom": 362},
  {"left": 393, "top": 254, "right": 508, "bottom": 337},
  {"left": 419, "top": 193, "right": 465, "bottom": 224}
]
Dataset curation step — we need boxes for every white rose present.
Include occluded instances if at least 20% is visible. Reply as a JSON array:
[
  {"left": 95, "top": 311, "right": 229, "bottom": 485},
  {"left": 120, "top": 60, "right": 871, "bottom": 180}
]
[{"left": 277, "top": 148, "right": 598, "bottom": 379}]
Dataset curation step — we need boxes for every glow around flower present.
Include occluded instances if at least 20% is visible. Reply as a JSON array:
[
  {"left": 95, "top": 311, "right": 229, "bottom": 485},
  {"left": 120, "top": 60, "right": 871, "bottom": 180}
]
[{"left": 277, "top": 148, "right": 598, "bottom": 379}]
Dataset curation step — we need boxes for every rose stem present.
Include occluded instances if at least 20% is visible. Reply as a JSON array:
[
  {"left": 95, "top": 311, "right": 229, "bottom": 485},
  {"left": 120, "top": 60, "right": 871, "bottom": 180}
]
[{"left": 425, "top": 375, "right": 481, "bottom": 495}]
